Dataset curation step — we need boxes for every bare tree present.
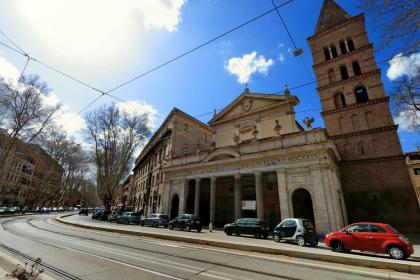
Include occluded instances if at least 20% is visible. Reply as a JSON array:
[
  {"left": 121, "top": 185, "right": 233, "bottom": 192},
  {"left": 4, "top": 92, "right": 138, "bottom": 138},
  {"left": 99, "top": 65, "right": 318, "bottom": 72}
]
[
  {"left": 37, "top": 125, "right": 90, "bottom": 207},
  {"left": 359, "top": 0, "right": 420, "bottom": 53},
  {"left": 0, "top": 75, "right": 59, "bottom": 180},
  {"left": 85, "top": 104, "right": 151, "bottom": 209}
]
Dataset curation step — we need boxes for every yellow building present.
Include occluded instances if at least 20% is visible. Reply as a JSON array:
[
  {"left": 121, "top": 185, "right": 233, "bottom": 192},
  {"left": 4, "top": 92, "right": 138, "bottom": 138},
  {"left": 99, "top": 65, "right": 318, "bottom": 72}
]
[{"left": 406, "top": 152, "right": 420, "bottom": 207}]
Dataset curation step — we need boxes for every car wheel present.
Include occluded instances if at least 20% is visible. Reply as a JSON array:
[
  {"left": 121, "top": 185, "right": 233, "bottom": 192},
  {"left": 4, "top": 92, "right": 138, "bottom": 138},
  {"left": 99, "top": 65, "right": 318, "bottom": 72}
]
[
  {"left": 296, "top": 236, "right": 306, "bottom": 247},
  {"left": 262, "top": 234, "right": 268, "bottom": 239},
  {"left": 124, "top": 220, "right": 129, "bottom": 225},
  {"left": 169, "top": 224, "right": 173, "bottom": 230},
  {"left": 153, "top": 222, "right": 157, "bottom": 228},
  {"left": 186, "top": 225, "right": 191, "bottom": 232},
  {"left": 273, "top": 234, "right": 281, "bottom": 242},
  {"left": 388, "top": 246, "right": 406, "bottom": 260},
  {"left": 140, "top": 221, "right": 144, "bottom": 226},
  {"left": 197, "top": 227, "right": 202, "bottom": 233},
  {"left": 330, "top": 240, "right": 345, "bottom": 253},
  {"left": 225, "top": 229, "right": 232, "bottom": 236}
]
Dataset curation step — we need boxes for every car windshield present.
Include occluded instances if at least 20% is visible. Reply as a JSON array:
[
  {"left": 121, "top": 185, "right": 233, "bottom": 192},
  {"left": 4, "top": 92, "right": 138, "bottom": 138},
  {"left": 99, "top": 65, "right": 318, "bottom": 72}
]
[{"left": 387, "top": 225, "right": 399, "bottom": 233}]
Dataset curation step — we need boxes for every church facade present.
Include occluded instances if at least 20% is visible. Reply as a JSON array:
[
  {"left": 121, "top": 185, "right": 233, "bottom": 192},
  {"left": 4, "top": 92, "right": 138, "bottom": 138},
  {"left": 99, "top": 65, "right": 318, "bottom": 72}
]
[{"left": 128, "top": 0, "right": 420, "bottom": 234}]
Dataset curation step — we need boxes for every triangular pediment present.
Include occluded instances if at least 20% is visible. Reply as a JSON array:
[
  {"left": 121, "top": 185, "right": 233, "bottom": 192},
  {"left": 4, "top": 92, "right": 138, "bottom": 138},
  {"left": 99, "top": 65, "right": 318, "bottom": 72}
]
[
  {"left": 208, "top": 92, "right": 298, "bottom": 125},
  {"left": 314, "top": 0, "right": 351, "bottom": 34}
]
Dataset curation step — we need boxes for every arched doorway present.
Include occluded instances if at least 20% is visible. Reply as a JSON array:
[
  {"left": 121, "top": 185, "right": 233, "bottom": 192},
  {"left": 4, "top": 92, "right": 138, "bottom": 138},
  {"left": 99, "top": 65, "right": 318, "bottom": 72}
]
[
  {"left": 170, "top": 194, "right": 179, "bottom": 219},
  {"left": 292, "top": 188, "right": 315, "bottom": 224}
]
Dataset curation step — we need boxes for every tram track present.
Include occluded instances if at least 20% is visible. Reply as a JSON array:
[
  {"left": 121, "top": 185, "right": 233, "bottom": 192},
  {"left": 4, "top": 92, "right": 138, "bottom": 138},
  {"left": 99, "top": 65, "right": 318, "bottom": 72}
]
[{"left": 0, "top": 216, "right": 302, "bottom": 280}]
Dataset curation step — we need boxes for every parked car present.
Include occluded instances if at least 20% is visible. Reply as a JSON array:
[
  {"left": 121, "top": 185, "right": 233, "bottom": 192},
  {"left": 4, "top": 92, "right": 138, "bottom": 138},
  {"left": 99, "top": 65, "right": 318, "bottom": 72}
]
[
  {"left": 272, "top": 218, "right": 318, "bottom": 246},
  {"left": 168, "top": 214, "right": 202, "bottom": 232},
  {"left": 92, "top": 210, "right": 103, "bottom": 220},
  {"left": 117, "top": 212, "right": 141, "bottom": 225},
  {"left": 79, "top": 208, "right": 89, "bottom": 215},
  {"left": 224, "top": 218, "right": 269, "bottom": 239},
  {"left": 107, "top": 211, "right": 122, "bottom": 223},
  {"left": 0, "top": 207, "right": 9, "bottom": 214},
  {"left": 140, "top": 213, "right": 169, "bottom": 227},
  {"left": 98, "top": 210, "right": 112, "bottom": 221},
  {"left": 325, "top": 222, "right": 414, "bottom": 260},
  {"left": 8, "top": 207, "right": 20, "bottom": 214}
]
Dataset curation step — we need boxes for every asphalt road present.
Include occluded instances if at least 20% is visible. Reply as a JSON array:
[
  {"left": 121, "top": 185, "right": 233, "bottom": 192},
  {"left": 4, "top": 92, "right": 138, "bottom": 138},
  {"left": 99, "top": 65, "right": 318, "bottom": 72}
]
[{"left": 0, "top": 214, "right": 416, "bottom": 280}]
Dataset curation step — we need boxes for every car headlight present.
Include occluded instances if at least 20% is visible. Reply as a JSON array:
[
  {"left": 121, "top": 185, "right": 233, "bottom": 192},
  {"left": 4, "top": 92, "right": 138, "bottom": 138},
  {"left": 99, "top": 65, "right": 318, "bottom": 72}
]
[{"left": 399, "top": 236, "right": 410, "bottom": 244}]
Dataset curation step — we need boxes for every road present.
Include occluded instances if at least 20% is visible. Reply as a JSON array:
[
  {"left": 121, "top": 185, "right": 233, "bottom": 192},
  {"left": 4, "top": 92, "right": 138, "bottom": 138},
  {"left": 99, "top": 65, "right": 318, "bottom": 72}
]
[{"left": 0, "top": 214, "right": 416, "bottom": 280}]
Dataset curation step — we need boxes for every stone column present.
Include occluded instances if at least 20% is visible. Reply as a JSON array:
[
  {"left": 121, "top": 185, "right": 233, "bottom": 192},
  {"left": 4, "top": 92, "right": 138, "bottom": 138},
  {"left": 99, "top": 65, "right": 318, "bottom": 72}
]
[
  {"left": 179, "top": 179, "right": 188, "bottom": 215},
  {"left": 276, "top": 169, "right": 290, "bottom": 220},
  {"left": 234, "top": 173, "right": 241, "bottom": 220},
  {"left": 310, "top": 167, "right": 330, "bottom": 234},
  {"left": 162, "top": 180, "right": 171, "bottom": 215},
  {"left": 254, "top": 172, "right": 264, "bottom": 220},
  {"left": 210, "top": 176, "right": 216, "bottom": 225},
  {"left": 194, "top": 178, "right": 201, "bottom": 216}
]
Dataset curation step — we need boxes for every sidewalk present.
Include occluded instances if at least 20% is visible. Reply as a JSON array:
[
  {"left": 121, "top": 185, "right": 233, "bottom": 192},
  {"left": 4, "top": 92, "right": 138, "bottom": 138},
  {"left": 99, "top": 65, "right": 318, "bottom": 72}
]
[{"left": 57, "top": 214, "right": 420, "bottom": 275}]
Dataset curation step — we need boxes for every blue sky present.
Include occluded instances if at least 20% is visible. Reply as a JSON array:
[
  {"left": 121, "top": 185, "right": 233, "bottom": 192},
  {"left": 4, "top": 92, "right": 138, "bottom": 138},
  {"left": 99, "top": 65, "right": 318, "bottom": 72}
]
[{"left": 0, "top": 0, "right": 418, "bottom": 152}]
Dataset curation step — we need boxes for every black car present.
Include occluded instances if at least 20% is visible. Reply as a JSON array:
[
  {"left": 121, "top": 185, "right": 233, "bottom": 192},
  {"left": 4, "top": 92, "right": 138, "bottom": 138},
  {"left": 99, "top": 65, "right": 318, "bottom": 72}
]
[
  {"left": 79, "top": 208, "right": 89, "bottom": 215},
  {"left": 140, "top": 213, "right": 169, "bottom": 227},
  {"left": 224, "top": 218, "right": 269, "bottom": 239},
  {"left": 92, "top": 210, "right": 103, "bottom": 220},
  {"left": 168, "top": 214, "right": 202, "bottom": 232},
  {"left": 98, "top": 210, "right": 112, "bottom": 221}
]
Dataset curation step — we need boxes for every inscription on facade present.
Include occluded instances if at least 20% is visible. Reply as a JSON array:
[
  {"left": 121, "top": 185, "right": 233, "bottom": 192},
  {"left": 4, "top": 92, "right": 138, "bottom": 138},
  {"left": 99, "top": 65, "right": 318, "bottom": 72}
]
[{"left": 168, "top": 153, "right": 319, "bottom": 177}]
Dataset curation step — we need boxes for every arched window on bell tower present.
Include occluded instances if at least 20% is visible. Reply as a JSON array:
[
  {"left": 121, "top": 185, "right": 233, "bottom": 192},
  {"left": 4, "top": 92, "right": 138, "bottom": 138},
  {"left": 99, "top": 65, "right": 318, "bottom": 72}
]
[
  {"left": 347, "top": 38, "right": 355, "bottom": 52},
  {"left": 352, "top": 61, "right": 362, "bottom": 76},
  {"left": 339, "top": 65, "right": 349, "bottom": 80},
  {"left": 328, "top": 69, "right": 336, "bottom": 83},
  {"left": 355, "top": 86, "right": 369, "bottom": 103},
  {"left": 331, "top": 44, "right": 338, "bottom": 58},
  {"left": 334, "top": 92, "right": 346, "bottom": 108},
  {"left": 324, "top": 48, "right": 330, "bottom": 61}
]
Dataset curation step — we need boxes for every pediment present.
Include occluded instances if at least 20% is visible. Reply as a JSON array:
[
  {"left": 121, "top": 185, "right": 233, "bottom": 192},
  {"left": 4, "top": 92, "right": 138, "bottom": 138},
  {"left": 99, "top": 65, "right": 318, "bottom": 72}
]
[
  {"left": 203, "top": 148, "right": 240, "bottom": 163},
  {"left": 208, "top": 93, "right": 298, "bottom": 125}
]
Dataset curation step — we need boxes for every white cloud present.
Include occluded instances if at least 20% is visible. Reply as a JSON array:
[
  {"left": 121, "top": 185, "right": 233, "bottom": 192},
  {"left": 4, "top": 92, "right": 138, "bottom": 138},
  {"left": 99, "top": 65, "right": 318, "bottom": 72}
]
[
  {"left": 225, "top": 51, "right": 274, "bottom": 84},
  {"left": 287, "top": 48, "right": 292, "bottom": 53},
  {"left": 117, "top": 100, "right": 159, "bottom": 129},
  {"left": 394, "top": 109, "right": 420, "bottom": 132},
  {"left": 387, "top": 53, "right": 420, "bottom": 81},
  {"left": 278, "top": 53, "right": 285, "bottom": 62},
  {"left": 9, "top": 0, "right": 187, "bottom": 64},
  {"left": 278, "top": 43, "right": 284, "bottom": 48},
  {"left": 0, "top": 57, "right": 20, "bottom": 86}
]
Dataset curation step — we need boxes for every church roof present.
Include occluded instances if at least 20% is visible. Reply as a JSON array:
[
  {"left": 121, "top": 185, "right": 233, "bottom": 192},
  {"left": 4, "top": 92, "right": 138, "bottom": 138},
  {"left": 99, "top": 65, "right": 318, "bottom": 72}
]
[
  {"left": 314, "top": 0, "right": 351, "bottom": 35},
  {"left": 208, "top": 91, "right": 298, "bottom": 125}
]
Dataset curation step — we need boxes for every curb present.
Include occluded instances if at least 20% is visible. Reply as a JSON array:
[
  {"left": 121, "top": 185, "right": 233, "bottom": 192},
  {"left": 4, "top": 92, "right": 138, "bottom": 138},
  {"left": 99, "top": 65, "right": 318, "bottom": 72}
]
[{"left": 56, "top": 214, "right": 420, "bottom": 275}]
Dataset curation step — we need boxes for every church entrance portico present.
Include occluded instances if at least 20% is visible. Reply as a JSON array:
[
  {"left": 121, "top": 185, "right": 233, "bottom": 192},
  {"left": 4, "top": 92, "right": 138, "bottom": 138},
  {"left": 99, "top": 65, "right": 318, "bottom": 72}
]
[{"left": 164, "top": 135, "right": 347, "bottom": 234}]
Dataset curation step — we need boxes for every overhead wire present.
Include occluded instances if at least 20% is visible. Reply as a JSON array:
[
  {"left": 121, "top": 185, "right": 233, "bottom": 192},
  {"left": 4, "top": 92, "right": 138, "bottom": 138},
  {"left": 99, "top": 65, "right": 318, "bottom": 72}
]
[
  {"left": 270, "top": 0, "right": 314, "bottom": 80},
  {"left": 1, "top": 5, "right": 417, "bottom": 131},
  {"left": 105, "top": 0, "right": 295, "bottom": 95}
]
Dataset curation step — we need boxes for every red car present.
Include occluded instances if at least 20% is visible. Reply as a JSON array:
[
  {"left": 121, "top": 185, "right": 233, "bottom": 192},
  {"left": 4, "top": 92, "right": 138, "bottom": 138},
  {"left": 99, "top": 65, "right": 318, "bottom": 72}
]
[{"left": 325, "top": 222, "right": 414, "bottom": 260}]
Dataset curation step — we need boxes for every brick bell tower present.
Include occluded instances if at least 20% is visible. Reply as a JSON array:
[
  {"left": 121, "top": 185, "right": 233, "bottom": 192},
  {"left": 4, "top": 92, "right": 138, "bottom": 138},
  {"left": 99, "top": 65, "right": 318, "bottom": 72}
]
[{"left": 307, "top": 0, "right": 420, "bottom": 232}]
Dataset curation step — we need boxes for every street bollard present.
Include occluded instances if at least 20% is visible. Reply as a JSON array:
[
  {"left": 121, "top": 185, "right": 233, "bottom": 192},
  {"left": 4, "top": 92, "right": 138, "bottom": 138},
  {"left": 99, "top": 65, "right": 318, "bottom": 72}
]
[{"left": 209, "top": 222, "right": 213, "bottom": 232}]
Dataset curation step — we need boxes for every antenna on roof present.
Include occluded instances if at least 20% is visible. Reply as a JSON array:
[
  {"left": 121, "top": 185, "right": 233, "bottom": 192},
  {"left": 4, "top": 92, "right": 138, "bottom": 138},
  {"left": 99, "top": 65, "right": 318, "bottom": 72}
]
[{"left": 284, "top": 84, "right": 290, "bottom": 96}]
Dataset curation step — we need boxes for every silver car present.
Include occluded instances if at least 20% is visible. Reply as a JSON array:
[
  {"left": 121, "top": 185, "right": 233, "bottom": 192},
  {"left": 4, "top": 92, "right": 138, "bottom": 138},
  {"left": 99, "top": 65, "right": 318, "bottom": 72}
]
[{"left": 140, "top": 213, "right": 169, "bottom": 228}]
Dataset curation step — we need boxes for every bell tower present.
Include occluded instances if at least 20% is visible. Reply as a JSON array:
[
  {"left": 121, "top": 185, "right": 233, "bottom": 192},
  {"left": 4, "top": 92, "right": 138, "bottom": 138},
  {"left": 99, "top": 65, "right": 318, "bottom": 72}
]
[{"left": 307, "top": 0, "right": 420, "bottom": 232}]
